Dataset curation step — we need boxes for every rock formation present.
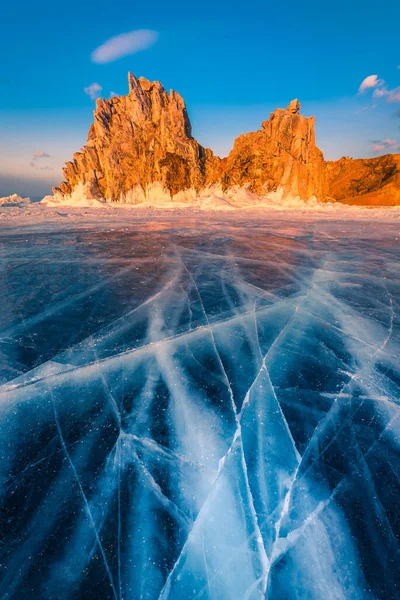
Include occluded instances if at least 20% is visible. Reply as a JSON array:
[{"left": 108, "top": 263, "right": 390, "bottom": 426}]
[
  {"left": 54, "top": 73, "right": 220, "bottom": 203},
  {"left": 221, "top": 99, "right": 326, "bottom": 200},
  {"left": 53, "top": 72, "right": 400, "bottom": 206},
  {"left": 326, "top": 154, "right": 400, "bottom": 206}
]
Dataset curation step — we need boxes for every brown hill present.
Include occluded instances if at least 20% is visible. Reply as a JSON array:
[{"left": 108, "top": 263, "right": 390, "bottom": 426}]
[{"left": 326, "top": 154, "right": 400, "bottom": 206}]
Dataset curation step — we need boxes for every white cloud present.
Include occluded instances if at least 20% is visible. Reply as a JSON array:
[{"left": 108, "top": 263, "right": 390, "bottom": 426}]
[
  {"left": 84, "top": 82, "right": 103, "bottom": 100},
  {"left": 91, "top": 30, "right": 158, "bottom": 64},
  {"left": 371, "top": 138, "right": 400, "bottom": 153},
  {"left": 373, "top": 85, "right": 400, "bottom": 103},
  {"left": 372, "top": 88, "right": 387, "bottom": 99},
  {"left": 372, "top": 144, "right": 386, "bottom": 153},
  {"left": 354, "top": 103, "right": 377, "bottom": 114},
  {"left": 388, "top": 86, "right": 400, "bottom": 102},
  {"left": 386, "top": 87, "right": 400, "bottom": 103},
  {"left": 32, "top": 151, "right": 50, "bottom": 160},
  {"left": 383, "top": 138, "right": 397, "bottom": 146},
  {"left": 110, "top": 91, "right": 119, "bottom": 98},
  {"left": 30, "top": 151, "right": 53, "bottom": 170},
  {"left": 30, "top": 162, "right": 53, "bottom": 171},
  {"left": 358, "top": 74, "right": 384, "bottom": 94},
  {"left": 358, "top": 73, "right": 400, "bottom": 104}
]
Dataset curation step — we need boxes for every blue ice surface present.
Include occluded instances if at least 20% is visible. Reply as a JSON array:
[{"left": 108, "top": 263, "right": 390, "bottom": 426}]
[{"left": 0, "top": 213, "right": 399, "bottom": 599}]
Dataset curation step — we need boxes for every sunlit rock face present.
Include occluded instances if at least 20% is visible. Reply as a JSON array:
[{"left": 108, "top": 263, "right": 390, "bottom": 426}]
[
  {"left": 0, "top": 214, "right": 399, "bottom": 599},
  {"left": 54, "top": 73, "right": 220, "bottom": 202},
  {"left": 326, "top": 154, "right": 400, "bottom": 206},
  {"left": 221, "top": 99, "right": 327, "bottom": 200},
  {"left": 54, "top": 77, "right": 325, "bottom": 204},
  {"left": 53, "top": 72, "right": 400, "bottom": 206}
]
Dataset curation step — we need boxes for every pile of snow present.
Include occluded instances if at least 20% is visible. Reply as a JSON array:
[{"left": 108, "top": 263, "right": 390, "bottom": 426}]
[
  {"left": 217, "top": 185, "right": 400, "bottom": 215},
  {"left": 38, "top": 182, "right": 400, "bottom": 217},
  {"left": 0, "top": 194, "right": 30, "bottom": 207},
  {"left": 198, "top": 193, "right": 235, "bottom": 210},
  {"left": 41, "top": 183, "right": 108, "bottom": 208},
  {"left": 121, "top": 184, "right": 236, "bottom": 210},
  {"left": 120, "top": 182, "right": 198, "bottom": 206}
]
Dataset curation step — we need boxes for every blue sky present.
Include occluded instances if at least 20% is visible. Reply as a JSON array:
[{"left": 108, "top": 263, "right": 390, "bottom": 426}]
[{"left": 1, "top": 0, "right": 399, "bottom": 197}]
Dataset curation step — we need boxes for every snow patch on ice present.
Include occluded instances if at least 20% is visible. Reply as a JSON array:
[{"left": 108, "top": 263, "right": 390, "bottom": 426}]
[
  {"left": 120, "top": 182, "right": 198, "bottom": 206},
  {"left": 0, "top": 194, "right": 31, "bottom": 207},
  {"left": 41, "top": 183, "right": 108, "bottom": 208}
]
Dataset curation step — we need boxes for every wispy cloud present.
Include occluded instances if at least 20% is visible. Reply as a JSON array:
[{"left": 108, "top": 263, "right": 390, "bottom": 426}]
[
  {"left": 30, "top": 163, "right": 53, "bottom": 171},
  {"left": 371, "top": 138, "right": 400, "bottom": 153},
  {"left": 373, "top": 86, "right": 400, "bottom": 103},
  {"left": 30, "top": 151, "right": 53, "bottom": 171},
  {"left": 358, "top": 73, "right": 400, "bottom": 104},
  {"left": 354, "top": 103, "right": 376, "bottom": 114},
  {"left": 84, "top": 82, "right": 103, "bottom": 100},
  {"left": 91, "top": 30, "right": 158, "bottom": 64},
  {"left": 32, "top": 151, "right": 50, "bottom": 160},
  {"left": 110, "top": 91, "right": 119, "bottom": 98},
  {"left": 358, "top": 75, "right": 384, "bottom": 94}
]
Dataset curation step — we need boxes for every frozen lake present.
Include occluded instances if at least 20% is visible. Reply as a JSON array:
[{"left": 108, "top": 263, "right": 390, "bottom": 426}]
[{"left": 0, "top": 210, "right": 399, "bottom": 599}]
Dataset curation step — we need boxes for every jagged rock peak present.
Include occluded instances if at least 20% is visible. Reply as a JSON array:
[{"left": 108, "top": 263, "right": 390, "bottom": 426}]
[
  {"left": 128, "top": 72, "right": 159, "bottom": 93},
  {"left": 126, "top": 72, "right": 187, "bottom": 112},
  {"left": 53, "top": 72, "right": 219, "bottom": 202},
  {"left": 286, "top": 98, "right": 301, "bottom": 114},
  {"left": 224, "top": 98, "right": 326, "bottom": 200}
]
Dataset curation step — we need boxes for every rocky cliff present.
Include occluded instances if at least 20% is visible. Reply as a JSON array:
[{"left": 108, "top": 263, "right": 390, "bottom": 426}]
[
  {"left": 53, "top": 73, "right": 400, "bottom": 206},
  {"left": 54, "top": 73, "right": 220, "bottom": 203},
  {"left": 221, "top": 99, "right": 326, "bottom": 200},
  {"left": 326, "top": 154, "right": 400, "bottom": 206}
]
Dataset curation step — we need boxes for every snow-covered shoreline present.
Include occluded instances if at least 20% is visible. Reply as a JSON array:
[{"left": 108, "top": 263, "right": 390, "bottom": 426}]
[
  {"left": 0, "top": 193, "right": 31, "bottom": 207},
  {"left": 40, "top": 182, "right": 400, "bottom": 212},
  {"left": 2, "top": 185, "right": 400, "bottom": 223}
]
